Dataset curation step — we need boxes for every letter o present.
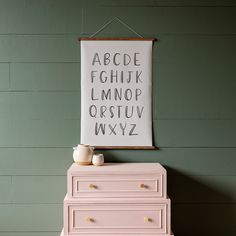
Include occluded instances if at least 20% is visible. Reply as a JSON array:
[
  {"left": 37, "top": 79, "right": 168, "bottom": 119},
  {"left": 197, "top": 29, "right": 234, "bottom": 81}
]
[{"left": 124, "top": 89, "right": 132, "bottom": 101}]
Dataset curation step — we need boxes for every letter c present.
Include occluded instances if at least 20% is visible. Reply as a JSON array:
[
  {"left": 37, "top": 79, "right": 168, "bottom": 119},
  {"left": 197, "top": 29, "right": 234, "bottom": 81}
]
[{"left": 113, "top": 53, "right": 121, "bottom": 65}]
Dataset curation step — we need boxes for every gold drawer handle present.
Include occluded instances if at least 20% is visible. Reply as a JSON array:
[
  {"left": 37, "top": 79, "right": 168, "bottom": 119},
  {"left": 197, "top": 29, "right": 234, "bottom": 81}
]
[
  {"left": 144, "top": 216, "right": 152, "bottom": 222},
  {"left": 139, "top": 183, "right": 148, "bottom": 189},
  {"left": 89, "top": 184, "right": 97, "bottom": 189},
  {"left": 86, "top": 217, "right": 94, "bottom": 222}
]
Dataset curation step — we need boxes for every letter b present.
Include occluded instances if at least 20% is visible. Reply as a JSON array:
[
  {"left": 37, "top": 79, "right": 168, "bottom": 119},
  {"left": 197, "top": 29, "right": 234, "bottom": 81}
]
[{"left": 104, "top": 53, "right": 111, "bottom": 65}]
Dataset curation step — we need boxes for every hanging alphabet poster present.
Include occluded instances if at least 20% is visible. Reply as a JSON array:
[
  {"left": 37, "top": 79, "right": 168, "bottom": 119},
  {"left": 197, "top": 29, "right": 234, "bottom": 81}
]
[{"left": 80, "top": 38, "right": 153, "bottom": 148}]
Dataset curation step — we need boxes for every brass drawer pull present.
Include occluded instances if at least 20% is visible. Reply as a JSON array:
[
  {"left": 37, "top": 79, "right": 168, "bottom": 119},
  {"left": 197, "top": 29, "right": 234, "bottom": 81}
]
[
  {"left": 139, "top": 183, "right": 148, "bottom": 189},
  {"left": 85, "top": 217, "right": 94, "bottom": 222},
  {"left": 89, "top": 184, "right": 97, "bottom": 189},
  {"left": 144, "top": 216, "right": 152, "bottom": 222}
]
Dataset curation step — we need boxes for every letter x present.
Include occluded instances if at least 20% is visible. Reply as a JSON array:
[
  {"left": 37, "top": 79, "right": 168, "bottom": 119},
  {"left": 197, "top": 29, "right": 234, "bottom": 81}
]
[{"left": 109, "top": 124, "right": 117, "bottom": 135}]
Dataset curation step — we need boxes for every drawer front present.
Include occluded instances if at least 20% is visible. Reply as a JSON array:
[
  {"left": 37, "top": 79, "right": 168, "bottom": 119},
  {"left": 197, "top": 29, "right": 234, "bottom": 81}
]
[
  {"left": 64, "top": 203, "right": 170, "bottom": 235},
  {"left": 68, "top": 174, "right": 166, "bottom": 198}
]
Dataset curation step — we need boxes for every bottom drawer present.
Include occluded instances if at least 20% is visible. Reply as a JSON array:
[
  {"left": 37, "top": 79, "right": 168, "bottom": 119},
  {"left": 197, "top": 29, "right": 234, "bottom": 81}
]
[{"left": 64, "top": 197, "right": 171, "bottom": 235}]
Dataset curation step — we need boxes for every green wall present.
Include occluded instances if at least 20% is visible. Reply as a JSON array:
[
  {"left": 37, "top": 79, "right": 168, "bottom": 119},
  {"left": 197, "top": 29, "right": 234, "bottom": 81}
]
[{"left": 0, "top": 0, "right": 235, "bottom": 235}]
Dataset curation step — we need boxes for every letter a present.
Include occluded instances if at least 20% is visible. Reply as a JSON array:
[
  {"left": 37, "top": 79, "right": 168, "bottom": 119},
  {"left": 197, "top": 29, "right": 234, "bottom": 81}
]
[{"left": 92, "top": 53, "right": 101, "bottom": 66}]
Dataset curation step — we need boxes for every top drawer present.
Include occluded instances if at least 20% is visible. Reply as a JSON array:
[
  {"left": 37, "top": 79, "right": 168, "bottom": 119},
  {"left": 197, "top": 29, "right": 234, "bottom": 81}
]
[{"left": 67, "top": 163, "right": 167, "bottom": 198}]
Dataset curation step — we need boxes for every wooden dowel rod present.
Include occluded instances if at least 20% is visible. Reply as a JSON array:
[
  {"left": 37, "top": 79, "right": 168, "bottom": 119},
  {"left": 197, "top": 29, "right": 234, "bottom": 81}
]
[{"left": 79, "top": 37, "right": 157, "bottom": 41}]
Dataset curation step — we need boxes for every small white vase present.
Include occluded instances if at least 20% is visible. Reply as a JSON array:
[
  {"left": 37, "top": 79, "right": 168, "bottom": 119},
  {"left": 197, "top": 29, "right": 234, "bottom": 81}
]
[{"left": 92, "top": 154, "right": 104, "bottom": 166}]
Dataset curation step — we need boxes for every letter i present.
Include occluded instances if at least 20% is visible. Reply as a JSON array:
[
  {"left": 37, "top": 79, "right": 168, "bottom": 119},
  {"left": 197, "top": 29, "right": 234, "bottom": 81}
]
[{"left": 120, "top": 71, "right": 124, "bottom": 83}]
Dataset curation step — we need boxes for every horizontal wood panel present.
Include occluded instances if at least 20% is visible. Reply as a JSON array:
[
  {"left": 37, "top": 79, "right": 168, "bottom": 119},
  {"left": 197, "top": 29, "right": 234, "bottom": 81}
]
[
  {"left": 0, "top": 35, "right": 80, "bottom": 62},
  {"left": 0, "top": 176, "right": 11, "bottom": 203},
  {"left": 0, "top": 204, "right": 62, "bottom": 231},
  {"left": 0, "top": 148, "right": 235, "bottom": 176},
  {"left": 173, "top": 203, "right": 236, "bottom": 236},
  {"left": 0, "top": 0, "right": 82, "bottom": 34},
  {"left": 0, "top": 63, "right": 9, "bottom": 90},
  {"left": 153, "top": 63, "right": 236, "bottom": 119},
  {"left": 11, "top": 176, "right": 66, "bottom": 204},
  {"left": 0, "top": 93, "right": 10, "bottom": 119},
  {"left": 1, "top": 61, "right": 235, "bottom": 120},
  {"left": 0, "top": 119, "right": 235, "bottom": 147},
  {"left": 0, "top": 35, "right": 235, "bottom": 63},
  {"left": 0, "top": 118, "right": 80, "bottom": 147},
  {"left": 83, "top": 7, "right": 236, "bottom": 34},
  {"left": 169, "top": 176, "right": 236, "bottom": 203},
  {"left": 0, "top": 233, "right": 60, "bottom": 236},
  {"left": 0, "top": 175, "right": 235, "bottom": 204},
  {"left": 0, "top": 93, "right": 80, "bottom": 119},
  {"left": 153, "top": 120, "right": 236, "bottom": 147},
  {"left": 100, "top": 0, "right": 236, "bottom": 6},
  {"left": 0, "top": 148, "right": 72, "bottom": 176},
  {"left": 11, "top": 63, "right": 80, "bottom": 91},
  {"left": 2, "top": 60, "right": 236, "bottom": 119},
  {"left": 154, "top": 35, "right": 236, "bottom": 63},
  {"left": 103, "top": 148, "right": 236, "bottom": 176}
]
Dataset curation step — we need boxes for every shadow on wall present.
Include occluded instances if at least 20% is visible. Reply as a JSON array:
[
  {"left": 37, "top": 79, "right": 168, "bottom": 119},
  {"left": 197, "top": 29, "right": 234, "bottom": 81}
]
[
  {"left": 168, "top": 168, "right": 236, "bottom": 236},
  {"left": 101, "top": 152, "right": 235, "bottom": 236}
]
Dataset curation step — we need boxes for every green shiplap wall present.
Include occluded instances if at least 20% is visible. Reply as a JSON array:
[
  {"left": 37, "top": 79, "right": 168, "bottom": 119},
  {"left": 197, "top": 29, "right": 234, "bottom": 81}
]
[{"left": 0, "top": 0, "right": 235, "bottom": 235}]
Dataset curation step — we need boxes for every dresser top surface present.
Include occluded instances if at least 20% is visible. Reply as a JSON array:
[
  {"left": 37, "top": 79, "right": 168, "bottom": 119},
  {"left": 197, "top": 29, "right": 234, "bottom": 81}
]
[{"left": 68, "top": 163, "right": 166, "bottom": 174}]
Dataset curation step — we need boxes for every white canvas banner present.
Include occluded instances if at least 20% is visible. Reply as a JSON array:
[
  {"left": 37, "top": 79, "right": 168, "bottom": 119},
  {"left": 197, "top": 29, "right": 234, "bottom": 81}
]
[{"left": 80, "top": 40, "right": 153, "bottom": 147}]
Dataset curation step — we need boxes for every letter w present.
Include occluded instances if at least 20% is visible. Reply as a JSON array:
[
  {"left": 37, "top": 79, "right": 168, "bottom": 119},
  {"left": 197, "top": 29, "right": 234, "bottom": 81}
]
[{"left": 95, "top": 123, "right": 106, "bottom": 135}]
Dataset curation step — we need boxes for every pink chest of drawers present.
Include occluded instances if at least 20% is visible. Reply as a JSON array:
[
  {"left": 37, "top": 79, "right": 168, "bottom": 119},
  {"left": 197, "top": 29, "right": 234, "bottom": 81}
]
[{"left": 61, "top": 163, "right": 174, "bottom": 236}]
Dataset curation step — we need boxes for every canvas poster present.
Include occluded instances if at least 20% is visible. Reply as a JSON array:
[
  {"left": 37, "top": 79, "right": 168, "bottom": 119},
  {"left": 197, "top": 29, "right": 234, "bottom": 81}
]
[{"left": 80, "top": 39, "right": 153, "bottom": 147}]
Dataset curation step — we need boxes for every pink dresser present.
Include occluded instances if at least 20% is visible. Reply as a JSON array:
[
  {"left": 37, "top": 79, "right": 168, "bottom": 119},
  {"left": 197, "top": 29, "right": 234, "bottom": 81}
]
[{"left": 60, "top": 163, "right": 174, "bottom": 236}]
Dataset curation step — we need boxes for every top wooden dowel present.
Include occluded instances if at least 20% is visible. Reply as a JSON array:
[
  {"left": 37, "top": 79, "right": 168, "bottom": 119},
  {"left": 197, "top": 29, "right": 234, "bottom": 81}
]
[{"left": 79, "top": 37, "right": 157, "bottom": 41}]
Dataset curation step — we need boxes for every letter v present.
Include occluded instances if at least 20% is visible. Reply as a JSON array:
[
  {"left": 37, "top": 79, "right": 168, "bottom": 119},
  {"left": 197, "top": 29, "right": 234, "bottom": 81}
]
[{"left": 137, "top": 106, "right": 144, "bottom": 118}]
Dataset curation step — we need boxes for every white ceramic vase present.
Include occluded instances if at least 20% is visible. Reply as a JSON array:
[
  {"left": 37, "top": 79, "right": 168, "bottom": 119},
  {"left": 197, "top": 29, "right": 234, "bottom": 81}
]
[{"left": 73, "top": 144, "right": 94, "bottom": 165}]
